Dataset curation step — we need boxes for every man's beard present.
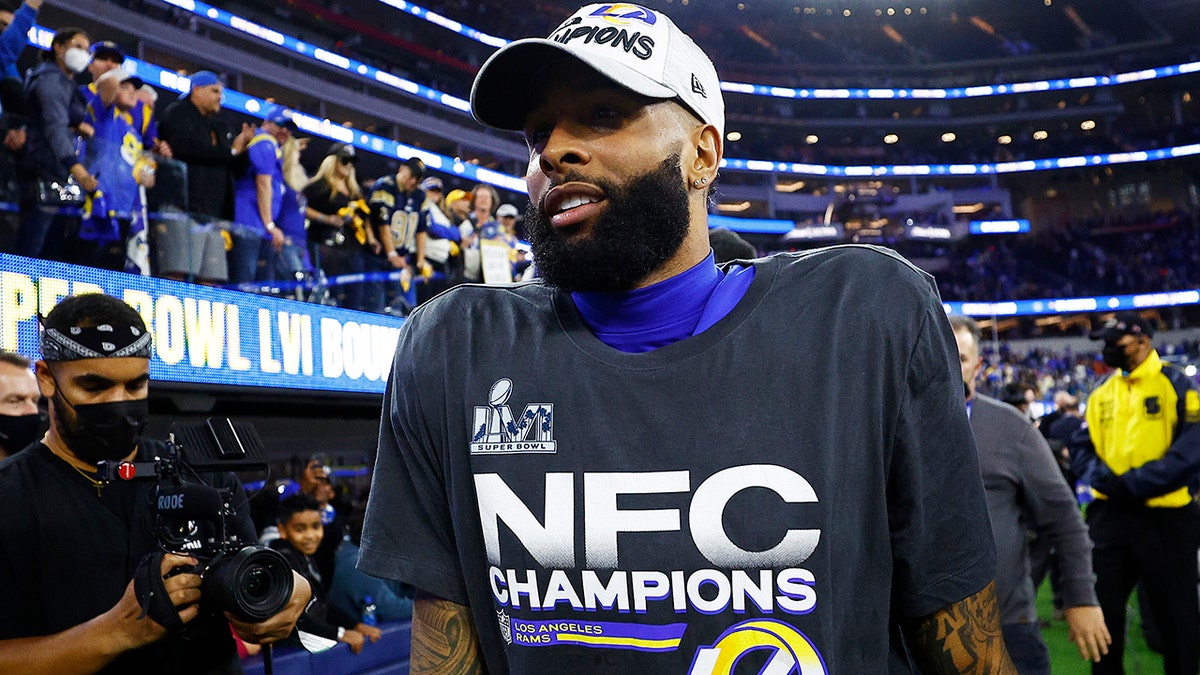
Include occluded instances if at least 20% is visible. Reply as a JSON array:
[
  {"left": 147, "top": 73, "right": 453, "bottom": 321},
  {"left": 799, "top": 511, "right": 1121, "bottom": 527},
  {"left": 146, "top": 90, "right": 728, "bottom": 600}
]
[{"left": 525, "top": 154, "right": 691, "bottom": 292}]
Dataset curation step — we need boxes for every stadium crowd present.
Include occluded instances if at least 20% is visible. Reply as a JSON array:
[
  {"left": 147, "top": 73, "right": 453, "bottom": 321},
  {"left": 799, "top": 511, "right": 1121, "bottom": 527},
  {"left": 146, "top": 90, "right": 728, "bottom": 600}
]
[
  {"left": 0, "top": 14, "right": 531, "bottom": 314},
  {"left": 934, "top": 208, "right": 1200, "bottom": 302}
]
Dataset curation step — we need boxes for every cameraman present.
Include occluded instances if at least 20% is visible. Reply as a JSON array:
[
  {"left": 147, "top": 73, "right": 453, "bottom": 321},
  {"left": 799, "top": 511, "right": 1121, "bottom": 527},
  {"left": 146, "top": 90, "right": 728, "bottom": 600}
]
[{"left": 0, "top": 293, "right": 312, "bottom": 674}]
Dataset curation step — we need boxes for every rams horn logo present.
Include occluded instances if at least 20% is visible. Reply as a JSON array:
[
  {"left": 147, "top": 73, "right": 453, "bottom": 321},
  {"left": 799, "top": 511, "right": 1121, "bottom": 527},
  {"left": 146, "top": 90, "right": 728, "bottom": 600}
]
[
  {"left": 589, "top": 3, "right": 658, "bottom": 26},
  {"left": 688, "top": 620, "right": 828, "bottom": 675}
]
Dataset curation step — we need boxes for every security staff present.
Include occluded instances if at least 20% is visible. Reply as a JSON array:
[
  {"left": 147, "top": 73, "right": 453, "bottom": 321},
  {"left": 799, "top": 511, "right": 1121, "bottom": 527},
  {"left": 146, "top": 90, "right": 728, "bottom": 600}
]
[{"left": 1072, "top": 312, "right": 1200, "bottom": 675}]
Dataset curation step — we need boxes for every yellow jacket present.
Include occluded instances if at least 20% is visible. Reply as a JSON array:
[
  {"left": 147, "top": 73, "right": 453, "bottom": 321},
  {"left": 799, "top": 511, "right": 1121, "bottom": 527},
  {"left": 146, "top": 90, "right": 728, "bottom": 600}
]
[{"left": 1085, "top": 350, "right": 1200, "bottom": 507}]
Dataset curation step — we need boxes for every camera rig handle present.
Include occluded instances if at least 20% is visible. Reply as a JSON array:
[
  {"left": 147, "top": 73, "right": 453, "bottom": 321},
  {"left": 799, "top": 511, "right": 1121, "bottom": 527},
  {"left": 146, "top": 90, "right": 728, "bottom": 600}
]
[{"left": 132, "top": 549, "right": 187, "bottom": 633}]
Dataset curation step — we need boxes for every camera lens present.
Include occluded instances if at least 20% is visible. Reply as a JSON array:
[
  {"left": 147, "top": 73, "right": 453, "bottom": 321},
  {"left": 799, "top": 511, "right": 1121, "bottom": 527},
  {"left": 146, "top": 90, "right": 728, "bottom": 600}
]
[{"left": 204, "top": 546, "right": 294, "bottom": 622}]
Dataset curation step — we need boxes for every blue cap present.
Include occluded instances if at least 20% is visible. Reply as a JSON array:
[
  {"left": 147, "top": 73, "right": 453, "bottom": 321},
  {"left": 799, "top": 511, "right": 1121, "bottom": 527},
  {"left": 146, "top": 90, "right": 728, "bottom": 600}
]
[
  {"left": 420, "top": 176, "right": 443, "bottom": 192},
  {"left": 264, "top": 105, "right": 298, "bottom": 130},
  {"left": 89, "top": 40, "right": 125, "bottom": 63},
  {"left": 180, "top": 71, "right": 221, "bottom": 100}
]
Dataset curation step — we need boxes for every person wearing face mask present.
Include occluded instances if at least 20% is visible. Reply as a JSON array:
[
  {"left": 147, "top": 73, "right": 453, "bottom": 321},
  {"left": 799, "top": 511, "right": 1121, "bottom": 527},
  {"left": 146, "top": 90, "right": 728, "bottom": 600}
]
[
  {"left": 12, "top": 27, "right": 98, "bottom": 260},
  {"left": 0, "top": 293, "right": 312, "bottom": 674},
  {"left": 1069, "top": 312, "right": 1200, "bottom": 675},
  {"left": 0, "top": 349, "right": 42, "bottom": 460}
]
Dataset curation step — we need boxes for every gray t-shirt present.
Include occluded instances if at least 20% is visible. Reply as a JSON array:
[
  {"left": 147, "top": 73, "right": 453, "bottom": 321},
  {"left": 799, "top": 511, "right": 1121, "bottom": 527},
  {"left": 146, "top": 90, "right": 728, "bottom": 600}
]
[{"left": 360, "top": 246, "right": 997, "bottom": 674}]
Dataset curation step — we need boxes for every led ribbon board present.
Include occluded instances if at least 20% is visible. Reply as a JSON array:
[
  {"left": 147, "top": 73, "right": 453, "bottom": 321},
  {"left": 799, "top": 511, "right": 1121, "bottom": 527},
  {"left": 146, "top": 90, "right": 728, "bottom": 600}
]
[
  {"left": 0, "top": 255, "right": 404, "bottom": 395},
  {"left": 944, "top": 290, "right": 1200, "bottom": 318},
  {"left": 969, "top": 219, "right": 1031, "bottom": 234}
]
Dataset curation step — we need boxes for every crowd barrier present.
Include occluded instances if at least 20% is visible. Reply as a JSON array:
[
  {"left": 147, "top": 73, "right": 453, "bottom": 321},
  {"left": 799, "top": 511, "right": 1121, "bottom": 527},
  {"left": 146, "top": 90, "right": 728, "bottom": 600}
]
[{"left": 242, "top": 620, "right": 411, "bottom": 675}]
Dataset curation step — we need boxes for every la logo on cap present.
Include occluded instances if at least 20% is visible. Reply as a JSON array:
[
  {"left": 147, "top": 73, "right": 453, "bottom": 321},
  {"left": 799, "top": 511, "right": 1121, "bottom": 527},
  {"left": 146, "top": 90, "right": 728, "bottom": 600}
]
[{"left": 589, "top": 3, "right": 658, "bottom": 26}]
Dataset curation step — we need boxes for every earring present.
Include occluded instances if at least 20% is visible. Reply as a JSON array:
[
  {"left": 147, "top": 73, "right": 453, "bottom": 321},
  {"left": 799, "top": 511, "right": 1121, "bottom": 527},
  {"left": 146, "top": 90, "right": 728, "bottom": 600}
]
[{"left": 692, "top": 177, "right": 708, "bottom": 188}]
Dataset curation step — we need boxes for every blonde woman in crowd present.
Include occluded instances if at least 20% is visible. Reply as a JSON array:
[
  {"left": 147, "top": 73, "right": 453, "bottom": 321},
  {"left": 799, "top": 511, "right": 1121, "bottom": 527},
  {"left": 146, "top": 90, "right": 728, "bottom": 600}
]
[{"left": 304, "top": 143, "right": 375, "bottom": 310}]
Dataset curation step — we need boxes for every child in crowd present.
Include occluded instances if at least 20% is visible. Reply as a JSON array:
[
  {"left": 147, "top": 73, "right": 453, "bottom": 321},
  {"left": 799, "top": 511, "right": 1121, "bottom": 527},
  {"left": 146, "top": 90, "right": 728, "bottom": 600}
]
[{"left": 273, "top": 494, "right": 382, "bottom": 654}]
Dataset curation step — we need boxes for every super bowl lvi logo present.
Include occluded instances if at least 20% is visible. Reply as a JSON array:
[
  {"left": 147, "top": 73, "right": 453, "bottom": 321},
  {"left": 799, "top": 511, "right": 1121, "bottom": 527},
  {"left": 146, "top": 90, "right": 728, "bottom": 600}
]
[
  {"left": 688, "top": 620, "right": 828, "bottom": 675},
  {"left": 471, "top": 379, "right": 556, "bottom": 455}
]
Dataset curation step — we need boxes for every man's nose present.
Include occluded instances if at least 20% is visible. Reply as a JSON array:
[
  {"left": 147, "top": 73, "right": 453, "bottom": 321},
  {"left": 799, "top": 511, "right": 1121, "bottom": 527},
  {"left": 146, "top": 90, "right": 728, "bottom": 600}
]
[{"left": 538, "top": 123, "right": 591, "bottom": 177}]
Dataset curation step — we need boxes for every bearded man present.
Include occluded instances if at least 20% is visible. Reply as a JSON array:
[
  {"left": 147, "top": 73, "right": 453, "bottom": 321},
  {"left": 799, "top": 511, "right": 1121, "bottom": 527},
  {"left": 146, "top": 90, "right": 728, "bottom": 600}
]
[{"left": 360, "top": 4, "right": 1013, "bottom": 673}]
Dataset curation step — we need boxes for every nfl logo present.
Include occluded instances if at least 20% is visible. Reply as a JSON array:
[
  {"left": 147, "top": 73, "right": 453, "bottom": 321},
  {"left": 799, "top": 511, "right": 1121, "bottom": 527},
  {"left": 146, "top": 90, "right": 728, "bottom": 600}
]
[{"left": 497, "top": 610, "right": 511, "bottom": 645}]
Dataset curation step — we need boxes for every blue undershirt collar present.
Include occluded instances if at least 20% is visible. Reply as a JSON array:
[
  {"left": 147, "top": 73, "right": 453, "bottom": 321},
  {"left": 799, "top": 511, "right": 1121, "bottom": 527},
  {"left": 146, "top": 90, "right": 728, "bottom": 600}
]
[{"left": 571, "top": 252, "right": 755, "bottom": 353}]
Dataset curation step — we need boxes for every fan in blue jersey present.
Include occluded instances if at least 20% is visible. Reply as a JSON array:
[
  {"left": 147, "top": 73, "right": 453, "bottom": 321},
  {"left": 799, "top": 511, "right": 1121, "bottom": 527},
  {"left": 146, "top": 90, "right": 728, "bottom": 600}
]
[
  {"left": 230, "top": 105, "right": 294, "bottom": 284},
  {"left": 78, "top": 67, "right": 155, "bottom": 272}
]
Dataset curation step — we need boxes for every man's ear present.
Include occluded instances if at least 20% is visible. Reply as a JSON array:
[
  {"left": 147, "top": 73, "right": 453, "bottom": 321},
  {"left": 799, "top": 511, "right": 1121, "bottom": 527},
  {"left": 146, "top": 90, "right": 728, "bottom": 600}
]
[
  {"left": 687, "top": 123, "right": 722, "bottom": 185},
  {"left": 34, "top": 361, "right": 56, "bottom": 399}
]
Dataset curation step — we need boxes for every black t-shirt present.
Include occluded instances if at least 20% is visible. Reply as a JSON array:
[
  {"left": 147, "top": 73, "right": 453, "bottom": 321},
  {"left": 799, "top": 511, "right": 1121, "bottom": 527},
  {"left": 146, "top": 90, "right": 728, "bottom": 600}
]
[
  {"left": 360, "top": 246, "right": 998, "bottom": 674},
  {"left": 0, "top": 441, "right": 253, "bottom": 674},
  {"left": 304, "top": 180, "right": 354, "bottom": 242},
  {"left": 271, "top": 540, "right": 353, "bottom": 641}
]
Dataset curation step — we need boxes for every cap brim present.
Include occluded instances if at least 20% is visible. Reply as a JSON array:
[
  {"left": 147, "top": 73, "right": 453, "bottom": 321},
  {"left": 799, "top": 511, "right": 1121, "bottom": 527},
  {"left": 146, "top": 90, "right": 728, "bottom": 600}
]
[
  {"left": 1088, "top": 328, "right": 1117, "bottom": 341},
  {"left": 471, "top": 38, "right": 676, "bottom": 132}
]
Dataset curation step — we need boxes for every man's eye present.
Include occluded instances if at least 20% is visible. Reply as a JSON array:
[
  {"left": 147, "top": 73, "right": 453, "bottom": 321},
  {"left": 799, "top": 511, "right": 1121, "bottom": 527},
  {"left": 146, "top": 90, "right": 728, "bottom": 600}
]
[
  {"left": 592, "top": 107, "right": 620, "bottom": 122},
  {"left": 525, "top": 128, "right": 550, "bottom": 146}
]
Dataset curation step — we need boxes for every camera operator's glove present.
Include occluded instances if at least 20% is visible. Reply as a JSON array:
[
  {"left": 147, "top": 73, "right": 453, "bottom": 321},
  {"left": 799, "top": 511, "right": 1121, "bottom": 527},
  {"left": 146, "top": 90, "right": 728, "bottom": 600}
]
[{"left": 133, "top": 551, "right": 186, "bottom": 633}]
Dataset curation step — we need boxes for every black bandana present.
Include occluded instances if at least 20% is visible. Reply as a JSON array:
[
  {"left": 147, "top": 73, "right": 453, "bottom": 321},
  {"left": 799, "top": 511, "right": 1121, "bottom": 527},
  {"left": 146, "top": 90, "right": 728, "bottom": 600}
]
[{"left": 40, "top": 321, "right": 152, "bottom": 362}]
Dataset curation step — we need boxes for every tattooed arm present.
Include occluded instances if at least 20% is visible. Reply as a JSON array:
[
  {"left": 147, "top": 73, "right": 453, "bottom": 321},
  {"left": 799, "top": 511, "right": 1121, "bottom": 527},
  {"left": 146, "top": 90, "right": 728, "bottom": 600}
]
[
  {"left": 410, "top": 591, "right": 486, "bottom": 675},
  {"left": 902, "top": 582, "right": 1017, "bottom": 674}
]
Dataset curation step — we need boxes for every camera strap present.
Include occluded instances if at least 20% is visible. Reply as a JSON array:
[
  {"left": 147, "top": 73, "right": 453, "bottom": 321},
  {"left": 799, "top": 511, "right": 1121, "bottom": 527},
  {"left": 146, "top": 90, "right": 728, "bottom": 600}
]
[{"left": 133, "top": 551, "right": 186, "bottom": 632}]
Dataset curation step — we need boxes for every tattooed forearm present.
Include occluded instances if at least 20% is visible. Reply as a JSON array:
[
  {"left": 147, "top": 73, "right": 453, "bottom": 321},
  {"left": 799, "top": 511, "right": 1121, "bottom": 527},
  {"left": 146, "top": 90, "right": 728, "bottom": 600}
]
[
  {"left": 410, "top": 592, "right": 486, "bottom": 675},
  {"left": 903, "top": 582, "right": 1016, "bottom": 674}
]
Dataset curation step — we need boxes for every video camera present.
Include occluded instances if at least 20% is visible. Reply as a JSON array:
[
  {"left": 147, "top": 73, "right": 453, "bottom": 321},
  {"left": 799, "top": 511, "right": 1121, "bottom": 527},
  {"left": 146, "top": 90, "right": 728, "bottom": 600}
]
[{"left": 98, "top": 418, "right": 294, "bottom": 623}]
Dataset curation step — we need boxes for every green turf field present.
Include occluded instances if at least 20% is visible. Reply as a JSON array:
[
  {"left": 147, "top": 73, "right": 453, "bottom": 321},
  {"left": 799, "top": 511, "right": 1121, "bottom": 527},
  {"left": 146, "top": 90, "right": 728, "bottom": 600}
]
[{"left": 1037, "top": 580, "right": 1165, "bottom": 674}]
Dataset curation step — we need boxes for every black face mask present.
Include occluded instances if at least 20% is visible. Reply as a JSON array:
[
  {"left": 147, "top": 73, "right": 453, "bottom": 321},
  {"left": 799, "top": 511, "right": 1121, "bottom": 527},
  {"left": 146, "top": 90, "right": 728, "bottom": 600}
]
[
  {"left": 54, "top": 392, "right": 148, "bottom": 465},
  {"left": 1102, "top": 342, "right": 1132, "bottom": 372},
  {"left": 0, "top": 413, "right": 43, "bottom": 454}
]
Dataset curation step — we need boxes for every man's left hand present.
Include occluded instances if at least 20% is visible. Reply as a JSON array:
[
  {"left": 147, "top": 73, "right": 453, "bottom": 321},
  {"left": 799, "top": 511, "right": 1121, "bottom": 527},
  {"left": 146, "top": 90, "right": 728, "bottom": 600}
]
[
  {"left": 1064, "top": 605, "right": 1111, "bottom": 662},
  {"left": 227, "top": 571, "right": 311, "bottom": 644}
]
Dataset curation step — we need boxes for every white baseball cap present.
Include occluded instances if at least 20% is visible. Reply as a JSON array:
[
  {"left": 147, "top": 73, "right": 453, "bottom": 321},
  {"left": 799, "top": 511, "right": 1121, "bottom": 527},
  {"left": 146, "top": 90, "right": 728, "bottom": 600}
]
[
  {"left": 496, "top": 203, "right": 520, "bottom": 218},
  {"left": 471, "top": 3, "right": 724, "bottom": 137}
]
